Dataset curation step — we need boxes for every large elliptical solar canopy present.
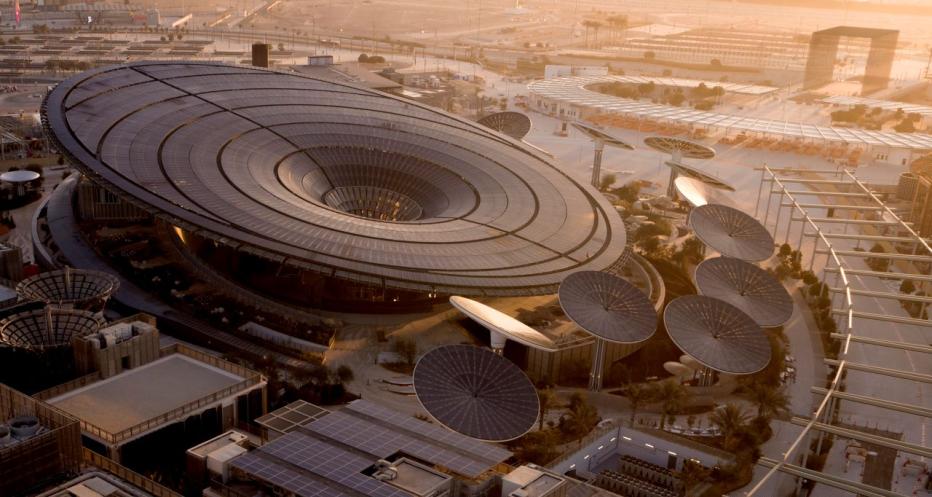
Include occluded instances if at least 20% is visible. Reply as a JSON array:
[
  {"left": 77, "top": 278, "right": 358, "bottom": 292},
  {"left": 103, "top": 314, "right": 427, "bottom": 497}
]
[
  {"left": 572, "top": 122, "right": 635, "bottom": 150},
  {"left": 17, "top": 268, "right": 120, "bottom": 307},
  {"left": 43, "top": 62, "right": 627, "bottom": 297},
  {"left": 695, "top": 257, "right": 792, "bottom": 327},
  {"left": 644, "top": 136, "right": 718, "bottom": 197},
  {"left": 413, "top": 344, "right": 538, "bottom": 441},
  {"left": 449, "top": 296, "right": 556, "bottom": 352},
  {"left": 663, "top": 295, "right": 771, "bottom": 375},
  {"left": 558, "top": 271, "right": 657, "bottom": 344},
  {"left": 0, "top": 308, "right": 103, "bottom": 350},
  {"left": 558, "top": 270, "right": 656, "bottom": 391},
  {"left": 695, "top": 257, "right": 793, "bottom": 327},
  {"left": 476, "top": 111, "right": 532, "bottom": 140},
  {"left": 689, "top": 204, "right": 774, "bottom": 262},
  {"left": 644, "top": 136, "right": 716, "bottom": 160},
  {"left": 571, "top": 121, "right": 634, "bottom": 189}
]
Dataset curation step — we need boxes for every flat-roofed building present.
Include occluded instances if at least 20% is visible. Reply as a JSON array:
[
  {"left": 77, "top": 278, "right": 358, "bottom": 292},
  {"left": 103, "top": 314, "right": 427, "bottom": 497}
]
[{"left": 45, "top": 344, "right": 266, "bottom": 462}]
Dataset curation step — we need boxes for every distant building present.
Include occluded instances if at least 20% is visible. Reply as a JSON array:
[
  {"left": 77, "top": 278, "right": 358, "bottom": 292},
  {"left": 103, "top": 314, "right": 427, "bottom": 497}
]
[
  {"left": 0, "top": 383, "right": 82, "bottom": 497},
  {"left": 544, "top": 64, "right": 609, "bottom": 79},
  {"left": 252, "top": 43, "right": 271, "bottom": 68},
  {"left": 307, "top": 55, "right": 333, "bottom": 66},
  {"left": 0, "top": 242, "right": 23, "bottom": 281}
]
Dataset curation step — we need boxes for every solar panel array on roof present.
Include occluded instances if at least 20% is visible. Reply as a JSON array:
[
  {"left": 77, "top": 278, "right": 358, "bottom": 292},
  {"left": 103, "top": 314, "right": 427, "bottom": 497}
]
[
  {"left": 232, "top": 399, "right": 511, "bottom": 497},
  {"left": 255, "top": 400, "right": 330, "bottom": 435},
  {"left": 232, "top": 430, "right": 412, "bottom": 497},
  {"left": 233, "top": 400, "right": 511, "bottom": 497}
]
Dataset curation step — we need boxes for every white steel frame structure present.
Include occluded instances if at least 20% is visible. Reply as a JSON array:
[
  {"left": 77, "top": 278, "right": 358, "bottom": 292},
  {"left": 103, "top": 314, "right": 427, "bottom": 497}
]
[{"left": 746, "top": 165, "right": 932, "bottom": 496}]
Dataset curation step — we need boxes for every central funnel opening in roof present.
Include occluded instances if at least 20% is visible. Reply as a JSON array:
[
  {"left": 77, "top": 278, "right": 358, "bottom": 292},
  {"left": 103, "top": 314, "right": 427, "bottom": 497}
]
[
  {"left": 323, "top": 186, "right": 424, "bottom": 222},
  {"left": 278, "top": 146, "right": 478, "bottom": 223}
]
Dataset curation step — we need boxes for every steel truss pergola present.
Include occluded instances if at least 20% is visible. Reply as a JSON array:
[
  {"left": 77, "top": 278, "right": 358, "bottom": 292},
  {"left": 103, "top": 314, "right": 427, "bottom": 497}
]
[{"left": 745, "top": 166, "right": 932, "bottom": 497}]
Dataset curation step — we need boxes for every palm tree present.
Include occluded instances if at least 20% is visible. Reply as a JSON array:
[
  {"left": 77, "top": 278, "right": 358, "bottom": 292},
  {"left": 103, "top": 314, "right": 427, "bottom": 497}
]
[
  {"left": 709, "top": 403, "right": 751, "bottom": 447},
  {"left": 591, "top": 21, "right": 603, "bottom": 48},
  {"left": 581, "top": 20, "right": 598, "bottom": 48},
  {"left": 747, "top": 383, "right": 790, "bottom": 420},
  {"left": 680, "top": 460, "right": 711, "bottom": 495},
  {"left": 562, "top": 392, "right": 600, "bottom": 439},
  {"left": 625, "top": 383, "right": 655, "bottom": 428},
  {"left": 537, "top": 388, "right": 555, "bottom": 430},
  {"left": 656, "top": 379, "right": 689, "bottom": 429}
]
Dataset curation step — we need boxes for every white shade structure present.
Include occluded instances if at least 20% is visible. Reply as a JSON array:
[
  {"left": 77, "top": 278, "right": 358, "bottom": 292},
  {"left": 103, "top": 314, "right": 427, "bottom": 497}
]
[{"left": 449, "top": 296, "right": 556, "bottom": 352}]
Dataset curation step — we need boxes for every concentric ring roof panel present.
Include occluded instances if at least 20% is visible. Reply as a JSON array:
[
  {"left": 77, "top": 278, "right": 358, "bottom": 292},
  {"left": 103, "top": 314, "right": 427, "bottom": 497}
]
[{"left": 43, "top": 62, "right": 627, "bottom": 296}]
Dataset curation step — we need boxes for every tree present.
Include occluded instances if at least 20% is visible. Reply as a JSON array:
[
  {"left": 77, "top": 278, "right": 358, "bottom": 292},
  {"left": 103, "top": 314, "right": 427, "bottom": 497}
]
[
  {"left": 710, "top": 403, "right": 751, "bottom": 447},
  {"left": 613, "top": 182, "right": 641, "bottom": 203},
  {"left": 537, "top": 388, "right": 555, "bottom": 430},
  {"left": 599, "top": 173, "right": 617, "bottom": 192},
  {"left": 746, "top": 382, "right": 789, "bottom": 419},
  {"left": 680, "top": 459, "right": 711, "bottom": 493},
  {"left": 512, "top": 430, "right": 557, "bottom": 464},
  {"left": 336, "top": 364, "right": 354, "bottom": 383},
  {"left": 358, "top": 53, "right": 369, "bottom": 63},
  {"left": 655, "top": 379, "right": 689, "bottom": 429},
  {"left": 560, "top": 392, "right": 599, "bottom": 439},
  {"left": 901, "top": 279, "right": 916, "bottom": 294},
  {"left": 392, "top": 337, "right": 417, "bottom": 366},
  {"left": 624, "top": 383, "right": 655, "bottom": 428},
  {"left": 866, "top": 243, "right": 890, "bottom": 272}
]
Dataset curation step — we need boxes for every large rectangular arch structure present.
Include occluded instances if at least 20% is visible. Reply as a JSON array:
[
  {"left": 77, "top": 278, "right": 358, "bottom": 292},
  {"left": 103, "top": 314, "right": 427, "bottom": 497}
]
[{"left": 803, "top": 26, "right": 899, "bottom": 95}]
